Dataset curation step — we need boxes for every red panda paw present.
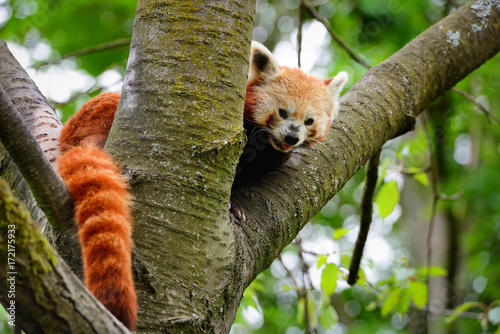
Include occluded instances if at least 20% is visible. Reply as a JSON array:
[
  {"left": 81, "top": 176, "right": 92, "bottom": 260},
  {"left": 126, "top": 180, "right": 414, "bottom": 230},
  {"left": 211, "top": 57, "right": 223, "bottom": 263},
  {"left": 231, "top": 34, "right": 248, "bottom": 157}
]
[{"left": 230, "top": 200, "right": 246, "bottom": 224}]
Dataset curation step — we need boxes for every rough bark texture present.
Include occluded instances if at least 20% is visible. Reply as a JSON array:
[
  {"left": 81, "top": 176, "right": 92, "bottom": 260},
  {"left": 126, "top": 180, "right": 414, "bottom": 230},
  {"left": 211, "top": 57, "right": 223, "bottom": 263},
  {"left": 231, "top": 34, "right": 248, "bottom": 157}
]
[
  {"left": 0, "top": 39, "right": 82, "bottom": 276},
  {"left": 0, "top": 180, "right": 131, "bottom": 334},
  {"left": 104, "top": 1, "right": 254, "bottom": 333},
  {"left": 0, "top": 39, "right": 61, "bottom": 163},
  {"left": 106, "top": 1, "right": 499, "bottom": 332},
  {"left": 0, "top": 83, "right": 74, "bottom": 235},
  {"left": 0, "top": 0, "right": 499, "bottom": 333}
]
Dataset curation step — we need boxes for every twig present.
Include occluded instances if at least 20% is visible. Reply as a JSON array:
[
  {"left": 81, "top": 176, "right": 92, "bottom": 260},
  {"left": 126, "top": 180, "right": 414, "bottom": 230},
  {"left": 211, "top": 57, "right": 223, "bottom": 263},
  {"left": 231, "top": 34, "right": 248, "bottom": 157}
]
[
  {"left": 451, "top": 87, "right": 500, "bottom": 125},
  {"left": 421, "top": 113, "right": 439, "bottom": 334},
  {"left": 31, "top": 37, "right": 131, "bottom": 69},
  {"left": 278, "top": 255, "right": 300, "bottom": 288},
  {"left": 347, "top": 151, "right": 380, "bottom": 285},
  {"left": 278, "top": 252, "right": 314, "bottom": 332},
  {"left": 302, "top": 0, "right": 371, "bottom": 69},
  {"left": 51, "top": 85, "right": 105, "bottom": 110},
  {"left": 416, "top": 304, "right": 482, "bottom": 319},
  {"left": 298, "top": 2, "right": 305, "bottom": 68},
  {"left": 296, "top": 237, "right": 314, "bottom": 334},
  {"left": 0, "top": 83, "right": 75, "bottom": 234}
]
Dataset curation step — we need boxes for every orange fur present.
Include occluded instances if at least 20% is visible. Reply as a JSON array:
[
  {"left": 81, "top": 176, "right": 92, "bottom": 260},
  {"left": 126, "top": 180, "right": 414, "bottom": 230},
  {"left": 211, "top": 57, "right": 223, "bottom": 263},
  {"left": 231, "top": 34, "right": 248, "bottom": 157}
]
[
  {"left": 59, "top": 92, "right": 119, "bottom": 153},
  {"left": 244, "top": 42, "right": 348, "bottom": 152},
  {"left": 57, "top": 93, "right": 137, "bottom": 330}
]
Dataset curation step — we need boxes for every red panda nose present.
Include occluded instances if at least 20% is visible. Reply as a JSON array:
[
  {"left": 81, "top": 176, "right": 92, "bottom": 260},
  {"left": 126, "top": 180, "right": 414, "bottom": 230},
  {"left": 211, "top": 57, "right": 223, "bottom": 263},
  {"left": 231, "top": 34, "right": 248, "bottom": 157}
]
[{"left": 284, "top": 132, "right": 299, "bottom": 145}]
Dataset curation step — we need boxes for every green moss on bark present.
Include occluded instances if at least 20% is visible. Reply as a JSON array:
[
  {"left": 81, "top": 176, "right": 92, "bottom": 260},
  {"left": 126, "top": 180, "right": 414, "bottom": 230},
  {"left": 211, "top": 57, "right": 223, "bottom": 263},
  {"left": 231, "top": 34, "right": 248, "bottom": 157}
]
[{"left": 0, "top": 179, "right": 58, "bottom": 275}]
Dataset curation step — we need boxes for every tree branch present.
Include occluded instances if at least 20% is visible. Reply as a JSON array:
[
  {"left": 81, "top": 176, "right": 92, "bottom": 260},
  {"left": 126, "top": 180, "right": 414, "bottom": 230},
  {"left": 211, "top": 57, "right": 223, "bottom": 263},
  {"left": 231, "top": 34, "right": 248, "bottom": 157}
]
[
  {"left": 103, "top": 1, "right": 255, "bottom": 332},
  {"left": 0, "top": 180, "right": 131, "bottom": 334},
  {"left": 347, "top": 151, "right": 380, "bottom": 285},
  {"left": 451, "top": 87, "right": 500, "bottom": 124},
  {"left": 0, "top": 39, "right": 62, "bottom": 163},
  {"left": 302, "top": 0, "right": 371, "bottom": 69},
  {"left": 232, "top": 0, "right": 500, "bottom": 287},
  {"left": 31, "top": 38, "right": 132, "bottom": 69},
  {"left": 420, "top": 113, "right": 439, "bottom": 334},
  {"left": 0, "top": 39, "right": 82, "bottom": 276},
  {"left": 0, "top": 83, "right": 75, "bottom": 234}
]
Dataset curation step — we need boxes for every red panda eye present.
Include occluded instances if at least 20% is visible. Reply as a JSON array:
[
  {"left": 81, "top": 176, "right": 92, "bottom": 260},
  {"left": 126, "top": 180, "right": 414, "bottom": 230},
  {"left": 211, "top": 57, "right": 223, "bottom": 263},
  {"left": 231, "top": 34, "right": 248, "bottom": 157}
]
[
  {"left": 305, "top": 118, "right": 314, "bottom": 126},
  {"left": 278, "top": 109, "right": 288, "bottom": 119}
]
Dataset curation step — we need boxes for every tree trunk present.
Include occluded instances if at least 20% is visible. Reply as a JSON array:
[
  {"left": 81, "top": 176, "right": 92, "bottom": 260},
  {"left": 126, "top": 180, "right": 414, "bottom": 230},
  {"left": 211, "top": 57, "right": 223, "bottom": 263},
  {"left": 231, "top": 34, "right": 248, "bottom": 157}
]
[
  {"left": 0, "top": 0, "right": 499, "bottom": 333},
  {"left": 104, "top": 1, "right": 255, "bottom": 332}
]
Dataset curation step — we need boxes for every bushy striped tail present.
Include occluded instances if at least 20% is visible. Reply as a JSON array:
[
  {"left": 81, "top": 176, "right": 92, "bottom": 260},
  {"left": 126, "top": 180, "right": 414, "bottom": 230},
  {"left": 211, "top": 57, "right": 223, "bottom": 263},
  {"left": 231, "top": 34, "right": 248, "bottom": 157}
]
[{"left": 57, "top": 145, "right": 137, "bottom": 330}]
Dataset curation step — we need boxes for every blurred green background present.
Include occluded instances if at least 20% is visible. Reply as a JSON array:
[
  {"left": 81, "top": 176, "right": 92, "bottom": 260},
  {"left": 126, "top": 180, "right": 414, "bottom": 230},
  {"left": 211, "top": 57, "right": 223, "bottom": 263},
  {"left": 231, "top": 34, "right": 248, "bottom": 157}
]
[{"left": 1, "top": 0, "right": 499, "bottom": 333}]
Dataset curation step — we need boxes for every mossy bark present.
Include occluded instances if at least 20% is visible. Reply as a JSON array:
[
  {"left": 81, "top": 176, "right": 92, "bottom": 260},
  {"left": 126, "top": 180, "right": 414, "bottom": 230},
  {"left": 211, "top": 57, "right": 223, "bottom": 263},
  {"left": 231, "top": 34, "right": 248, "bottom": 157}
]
[
  {"left": 0, "top": 180, "right": 131, "bottom": 333},
  {"left": 104, "top": 0, "right": 500, "bottom": 332},
  {"left": 104, "top": 1, "right": 255, "bottom": 332},
  {"left": 0, "top": 0, "right": 499, "bottom": 333}
]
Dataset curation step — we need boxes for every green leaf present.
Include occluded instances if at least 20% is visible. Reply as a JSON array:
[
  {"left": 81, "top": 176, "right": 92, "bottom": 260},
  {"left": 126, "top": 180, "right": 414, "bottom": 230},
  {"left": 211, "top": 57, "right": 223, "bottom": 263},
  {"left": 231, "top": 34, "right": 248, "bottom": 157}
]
[
  {"left": 376, "top": 276, "right": 396, "bottom": 287},
  {"left": 414, "top": 172, "right": 429, "bottom": 186},
  {"left": 381, "top": 287, "right": 401, "bottom": 317},
  {"left": 365, "top": 301, "right": 377, "bottom": 312},
  {"left": 317, "top": 254, "right": 328, "bottom": 268},
  {"left": 340, "top": 254, "right": 352, "bottom": 268},
  {"left": 375, "top": 180, "right": 400, "bottom": 218},
  {"left": 489, "top": 307, "right": 500, "bottom": 325},
  {"left": 417, "top": 266, "right": 448, "bottom": 278},
  {"left": 321, "top": 263, "right": 338, "bottom": 296},
  {"left": 396, "top": 288, "right": 411, "bottom": 314},
  {"left": 319, "top": 305, "right": 338, "bottom": 329},
  {"left": 307, "top": 297, "right": 318, "bottom": 328},
  {"left": 356, "top": 267, "right": 367, "bottom": 286},
  {"left": 297, "top": 297, "right": 305, "bottom": 324},
  {"left": 333, "top": 228, "right": 350, "bottom": 240},
  {"left": 446, "top": 302, "right": 480, "bottom": 324},
  {"left": 409, "top": 280, "right": 428, "bottom": 309}
]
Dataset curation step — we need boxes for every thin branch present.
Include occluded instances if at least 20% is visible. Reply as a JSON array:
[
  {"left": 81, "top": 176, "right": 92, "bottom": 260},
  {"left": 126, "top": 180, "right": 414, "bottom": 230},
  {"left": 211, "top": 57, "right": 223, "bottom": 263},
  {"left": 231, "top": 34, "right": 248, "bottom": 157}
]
[
  {"left": 302, "top": 0, "right": 371, "bottom": 69},
  {"left": 31, "top": 37, "right": 132, "bottom": 69},
  {"left": 296, "top": 237, "right": 314, "bottom": 334},
  {"left": 0, "top": 83, "right": 75, "bottom": 234},
  {"left": 278, "top": 256, "right": 300, "bottom": 288},
  {"left": 417, "top": 304, "right": 483, "bottom": 319},
  {"left": 51, "top": 84, "right": 106, "bottom": 110},
  {"left": 348, "top": 151, "right": 381, "bottom": 285},
  {"left": 298, "top": 2, "right": 305, "bottom": 68},
  {"left": 451, "top": 87, "right": 500, "bottom": 125},
  {"left": 421, "top": 113, "right": 439, "bottom": 334}
]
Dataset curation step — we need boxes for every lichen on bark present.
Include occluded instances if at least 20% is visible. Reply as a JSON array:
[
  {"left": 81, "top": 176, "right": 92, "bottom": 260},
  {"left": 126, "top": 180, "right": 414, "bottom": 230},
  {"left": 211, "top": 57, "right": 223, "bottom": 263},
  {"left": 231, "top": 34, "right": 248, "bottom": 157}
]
[{"left": 104, "top": 1, "right": 256, "bottom": 332}]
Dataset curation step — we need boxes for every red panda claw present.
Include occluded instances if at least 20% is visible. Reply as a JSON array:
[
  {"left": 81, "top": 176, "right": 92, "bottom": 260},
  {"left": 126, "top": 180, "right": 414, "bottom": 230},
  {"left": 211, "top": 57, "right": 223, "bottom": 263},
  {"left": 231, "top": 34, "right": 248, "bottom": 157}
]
[{"left": 230, "top": 200, "right": 246, "bottom": 224}]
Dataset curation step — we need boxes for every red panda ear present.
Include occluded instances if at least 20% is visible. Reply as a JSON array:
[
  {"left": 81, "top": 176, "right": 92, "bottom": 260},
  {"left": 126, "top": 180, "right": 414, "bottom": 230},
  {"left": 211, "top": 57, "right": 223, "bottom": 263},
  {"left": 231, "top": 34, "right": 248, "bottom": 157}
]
[
  {"left": 326, "top": 71, "right": 348, "bottom": 99},
  {"left": 325, "top": 71, "right": 348, "bottom": 124},
  {"left": 323, "top": 78, "right": 334, "bottom": 85},
  {"left": 248, "top": 41, "right": 281, "bottom": 82}
]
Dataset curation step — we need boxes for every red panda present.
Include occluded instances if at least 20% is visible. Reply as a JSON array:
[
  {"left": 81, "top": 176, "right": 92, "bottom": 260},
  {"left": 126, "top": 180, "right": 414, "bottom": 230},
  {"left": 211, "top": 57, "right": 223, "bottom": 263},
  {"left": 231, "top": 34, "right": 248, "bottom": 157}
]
[
  {"left": 244, "top": 42, "right": 348, "bottom": 152},
  {"left": 231, "top": 42, "right": 348, "bottom": 221},
  {"left": 55, "top": 41, "right": 347, "bottom": 327},
  {"left": 56, "top": 92, "right": 137, "bottom": 330}
]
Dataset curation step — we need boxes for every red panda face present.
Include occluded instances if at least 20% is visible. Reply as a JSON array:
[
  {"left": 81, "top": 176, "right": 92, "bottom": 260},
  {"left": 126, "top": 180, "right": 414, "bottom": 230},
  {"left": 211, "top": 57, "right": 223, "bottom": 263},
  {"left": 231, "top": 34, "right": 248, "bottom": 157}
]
[{"left": 244, "top": 42, "right": 348, "bottom": 152}]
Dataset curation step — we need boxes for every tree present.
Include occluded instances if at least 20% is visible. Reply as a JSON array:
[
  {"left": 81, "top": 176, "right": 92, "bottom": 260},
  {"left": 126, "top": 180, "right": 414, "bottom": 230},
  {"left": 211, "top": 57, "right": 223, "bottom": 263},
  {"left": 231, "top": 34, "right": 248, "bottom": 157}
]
[{"left": 1, "top": 0, "right": 499, "bottom": 333}]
